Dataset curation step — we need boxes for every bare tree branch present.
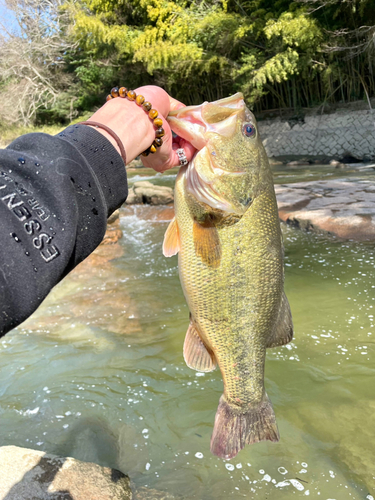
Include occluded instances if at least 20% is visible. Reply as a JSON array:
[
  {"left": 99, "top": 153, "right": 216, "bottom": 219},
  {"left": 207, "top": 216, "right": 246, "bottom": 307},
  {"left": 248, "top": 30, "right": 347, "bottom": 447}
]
[{"left": 0, "top": 0, "right": 78, "bottom": 125}]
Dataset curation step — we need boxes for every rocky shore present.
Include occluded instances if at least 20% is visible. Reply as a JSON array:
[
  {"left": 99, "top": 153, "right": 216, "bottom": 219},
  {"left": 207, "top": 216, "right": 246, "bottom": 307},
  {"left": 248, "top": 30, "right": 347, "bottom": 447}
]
[
  {"left": 125, "top": 180, "right": 375, "bottom": 241},
  {"left": 276, "top": 179, "right": 375, "bottom": 241}
]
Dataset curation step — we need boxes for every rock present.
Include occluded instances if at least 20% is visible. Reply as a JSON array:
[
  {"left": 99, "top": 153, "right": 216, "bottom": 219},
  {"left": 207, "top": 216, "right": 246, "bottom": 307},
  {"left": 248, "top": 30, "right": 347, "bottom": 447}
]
[
  {"left": 134, "top": 486, "right": 181, "bottom": 500},
  {"left": 126, "top": 181, "right": 174, "bottom": 205},
  {"left": 67, "top": 285, "right": 141, "bottom": 335},
  {"left": 329, "top": 159, "right": 346, "bottom": 168},
  {"left": 125, "top": 189, "right": 143, "bottom": 205},
  {"left": 73, "top": 242, "right": 124, "bottom": 275},
  {"left": 268, "top": 158, "right": 283, "bottom": 166},
  {"left": 0, "top": 445, "right": 132, "bottom": 500},
  {"left": 101, "top": 226, "right": 123, "bottom": 245},
  {"left": 276, "top": 179, "right": 375, "bottom": 241},
  {"left": 126, "top": 158, "right": 144, "bottom": 169},
  {"left": 121, "top": 205, "right": 175, "bottom": 222},
  {"left": 286, "top": 160, "right": 311, "bottom": 166},
  {"left": 294, "top": 399, "right": 375, "bottom": 492}
]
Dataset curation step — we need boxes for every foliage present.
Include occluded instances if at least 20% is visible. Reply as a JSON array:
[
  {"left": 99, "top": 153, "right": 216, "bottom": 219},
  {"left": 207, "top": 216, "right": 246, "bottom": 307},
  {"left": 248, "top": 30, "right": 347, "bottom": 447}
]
[{"left": 2, "top": 0, "right": 375, "bottom": 125}]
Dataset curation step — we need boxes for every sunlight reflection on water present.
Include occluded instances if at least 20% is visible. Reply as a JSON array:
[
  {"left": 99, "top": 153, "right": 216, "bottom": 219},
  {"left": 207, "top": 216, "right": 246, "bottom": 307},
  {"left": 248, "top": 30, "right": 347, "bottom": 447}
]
[{"left": 0, "top": 167, "right": 374, "bottom": 499}]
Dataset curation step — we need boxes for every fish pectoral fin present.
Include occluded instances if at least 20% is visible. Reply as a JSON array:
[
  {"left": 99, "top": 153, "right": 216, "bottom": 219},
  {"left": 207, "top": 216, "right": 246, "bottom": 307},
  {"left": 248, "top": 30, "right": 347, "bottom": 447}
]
[
  {"left": 193, "top": 219, "right": 221, "bottom": 268},
  {"left": 267, "top": 292, "right": 294, "bottom": 348},
  {"left": 163, "top": 217, "right": 181, "bottom": 257},
  {"left": 183, "top": 321, "right": 217, "bottom": 372}
]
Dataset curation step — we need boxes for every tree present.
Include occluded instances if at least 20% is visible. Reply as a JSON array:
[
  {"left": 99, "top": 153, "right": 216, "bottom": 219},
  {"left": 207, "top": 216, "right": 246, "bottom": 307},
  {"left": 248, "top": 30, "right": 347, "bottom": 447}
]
[
  {"left": 0, "top": 0, "right": 77, "bottom": 126},
  {"left": 297, "top": 0, "right": 375, "bottom": 104}
]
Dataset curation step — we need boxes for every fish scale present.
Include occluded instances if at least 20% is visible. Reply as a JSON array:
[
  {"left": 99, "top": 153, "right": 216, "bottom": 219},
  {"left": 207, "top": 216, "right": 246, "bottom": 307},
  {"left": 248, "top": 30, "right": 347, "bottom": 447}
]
[{"left": 164, "top": 93, "right": 293, "bottom": 459}]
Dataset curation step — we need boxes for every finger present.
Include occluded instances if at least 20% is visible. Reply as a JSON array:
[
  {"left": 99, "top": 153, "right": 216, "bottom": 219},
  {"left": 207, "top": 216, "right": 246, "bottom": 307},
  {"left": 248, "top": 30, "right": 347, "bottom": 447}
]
[
  {"left": 169, "top": 96, "right": 186, "bottom": 111},
  {"left": 140, "top": 119, "right": 174, "bottom": 172},
  {"left": 170, "top": 138, "right": 196, "bottom": 167},
  {"left": 134, "top": 86, "right": 194, "bottom": 172},
  {"left": 134, "top": 85, "right": 176, "bottom": 118}
]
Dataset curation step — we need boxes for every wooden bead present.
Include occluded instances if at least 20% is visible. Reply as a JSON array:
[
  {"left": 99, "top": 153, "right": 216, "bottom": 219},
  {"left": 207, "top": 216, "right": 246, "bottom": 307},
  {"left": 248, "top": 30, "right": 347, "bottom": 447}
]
[
  {"left": 107, "top": 86, "right": 166, "bottom": 157},
  {"left": 155, "top": 127, "right": 165, "bottom": 138},
  {"left": 119, "top": 87, "right": 127, "bottom": 97},
  {"left": 149, "top": 109, "right": 158, "bottom": 119},
  {"left": 153, "top": 117, "right": 163, "bottom": 127},
  {"left": 142, "top": 101, "right": 152, "bottom": 112}
]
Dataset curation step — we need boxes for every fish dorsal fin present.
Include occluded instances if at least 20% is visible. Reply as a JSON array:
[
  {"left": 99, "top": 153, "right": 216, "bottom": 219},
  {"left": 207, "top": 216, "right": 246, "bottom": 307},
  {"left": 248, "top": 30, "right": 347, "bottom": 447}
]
[
  {"left": 183, "top": 321, "right": 217, "bottom": 372},
  {"left": 267, "top": 292, "right": 293, "bottom": 348},
  {"left": 163, "top": 217, "right": 181, "bottom": 257},
  {"left": 193, "top": 219, "right": 221, "bottom": 268}
]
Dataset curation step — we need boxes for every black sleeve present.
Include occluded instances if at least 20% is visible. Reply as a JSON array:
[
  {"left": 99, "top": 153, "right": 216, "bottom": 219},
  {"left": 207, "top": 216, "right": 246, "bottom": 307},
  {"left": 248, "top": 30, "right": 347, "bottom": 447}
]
[{"left": 0, "top": 124, "right": 128, "bottom": 336}]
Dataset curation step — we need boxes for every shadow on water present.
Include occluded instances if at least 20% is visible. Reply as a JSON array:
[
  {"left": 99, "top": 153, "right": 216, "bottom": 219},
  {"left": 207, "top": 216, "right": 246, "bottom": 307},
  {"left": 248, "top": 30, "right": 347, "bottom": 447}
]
[{"left": 51, "top": 417, "right": 120, "bottom": 469}]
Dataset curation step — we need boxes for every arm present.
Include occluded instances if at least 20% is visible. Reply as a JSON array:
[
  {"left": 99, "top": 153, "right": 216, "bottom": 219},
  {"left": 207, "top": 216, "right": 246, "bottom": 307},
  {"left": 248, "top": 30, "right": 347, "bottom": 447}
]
[
  {"left": 0, "top": 125, "right": 126, "bottom": 336},
  {"left": 0, "top": 85, "right": 195, "bottom": 337}
]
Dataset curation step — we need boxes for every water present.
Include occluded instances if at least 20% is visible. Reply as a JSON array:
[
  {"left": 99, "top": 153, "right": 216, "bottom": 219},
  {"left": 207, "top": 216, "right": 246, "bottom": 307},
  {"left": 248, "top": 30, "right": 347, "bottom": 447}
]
[
  {"left": 0, "top": 166, "right": 374, "bottom": 499},
  {"left": 127, "top": 163, "right": 375, "bottom": 188}
]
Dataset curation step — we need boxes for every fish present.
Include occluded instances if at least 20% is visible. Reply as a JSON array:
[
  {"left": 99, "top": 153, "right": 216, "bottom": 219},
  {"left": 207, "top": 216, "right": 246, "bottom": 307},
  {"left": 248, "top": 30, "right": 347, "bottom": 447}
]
[{"left": 163, "top": 93, "right": 293, "bottom": 460}]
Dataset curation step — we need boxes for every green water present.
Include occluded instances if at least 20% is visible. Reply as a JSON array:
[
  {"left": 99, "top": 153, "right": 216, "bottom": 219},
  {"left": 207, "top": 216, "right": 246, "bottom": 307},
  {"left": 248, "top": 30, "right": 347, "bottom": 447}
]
[{"left": 0, "top": 167, "right": 374, "bottom": 499}]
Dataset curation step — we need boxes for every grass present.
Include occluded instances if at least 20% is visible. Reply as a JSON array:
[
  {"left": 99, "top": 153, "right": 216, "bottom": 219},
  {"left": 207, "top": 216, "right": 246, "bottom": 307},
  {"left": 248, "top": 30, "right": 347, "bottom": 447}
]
[{"left": 0, "top": 112, "right": 93, "bottom": 148}]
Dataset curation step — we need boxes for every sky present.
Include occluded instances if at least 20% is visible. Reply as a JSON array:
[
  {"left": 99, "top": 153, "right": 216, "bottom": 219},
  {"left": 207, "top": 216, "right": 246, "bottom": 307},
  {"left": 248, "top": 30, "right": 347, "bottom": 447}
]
[{"left": 0, "top": 0, "right": 19, "bottom": 36}]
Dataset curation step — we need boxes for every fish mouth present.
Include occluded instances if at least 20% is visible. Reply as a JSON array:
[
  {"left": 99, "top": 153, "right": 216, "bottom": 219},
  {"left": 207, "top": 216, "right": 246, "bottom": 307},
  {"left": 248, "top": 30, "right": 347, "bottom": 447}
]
[
  {"left": 168, "top": 93, "right": 249, "bottom": 214},
  {"left": 167, "top": 93, "right": 245, "bottom": 150}
]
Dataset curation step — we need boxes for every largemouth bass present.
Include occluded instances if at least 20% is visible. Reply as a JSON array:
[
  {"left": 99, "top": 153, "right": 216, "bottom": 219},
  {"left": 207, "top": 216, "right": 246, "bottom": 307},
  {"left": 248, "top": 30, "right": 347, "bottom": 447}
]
[{"left": 163, "top": 93, "right": 293, "bottom": 459}]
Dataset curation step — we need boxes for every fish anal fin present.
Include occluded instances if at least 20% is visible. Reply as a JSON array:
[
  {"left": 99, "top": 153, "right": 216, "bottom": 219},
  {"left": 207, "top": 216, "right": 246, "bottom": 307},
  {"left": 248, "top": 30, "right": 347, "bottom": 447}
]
[
  {"left": 210, "top": 394, "right": 279, "bottom": 460},
  {"left": 183, "top": 322, "right": 217, "bottom": 372},
  {"left": 163, "top": 217, "right": 181, "bottom": 257},
  {"left": 267, "top": 292, "right": 293, "bottom": 348},
  {"left": 193, "top": 219, "right": 221, "bottom": 268}
]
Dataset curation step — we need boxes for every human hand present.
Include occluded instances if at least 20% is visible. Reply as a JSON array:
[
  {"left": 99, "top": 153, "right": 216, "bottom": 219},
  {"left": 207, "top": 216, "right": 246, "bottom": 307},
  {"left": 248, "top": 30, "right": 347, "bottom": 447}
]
[
  {"left": 88, "top": 85, "right": 196, "bottom": 172},
  {"left": 134, "top": 85, "right": 196, "bottom": 172}
]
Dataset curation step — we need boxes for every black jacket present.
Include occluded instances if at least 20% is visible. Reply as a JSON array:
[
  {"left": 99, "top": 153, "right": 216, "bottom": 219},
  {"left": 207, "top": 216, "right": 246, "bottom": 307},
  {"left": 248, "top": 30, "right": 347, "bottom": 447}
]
[{"left": 0, "top": 124, "right": 128, "bottom": 336}]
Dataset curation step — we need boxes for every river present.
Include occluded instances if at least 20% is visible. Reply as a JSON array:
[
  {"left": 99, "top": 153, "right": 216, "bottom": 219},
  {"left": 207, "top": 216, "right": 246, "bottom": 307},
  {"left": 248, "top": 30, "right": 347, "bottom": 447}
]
[{"left": 0, "top": 165, "right": 374, "bottom": 499}]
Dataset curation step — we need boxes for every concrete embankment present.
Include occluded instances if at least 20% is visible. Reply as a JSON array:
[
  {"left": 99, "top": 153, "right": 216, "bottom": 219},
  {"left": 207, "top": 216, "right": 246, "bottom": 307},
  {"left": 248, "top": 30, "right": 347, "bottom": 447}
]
[{"left": 258, "top": 101, "right": 375, "bottom": 161}]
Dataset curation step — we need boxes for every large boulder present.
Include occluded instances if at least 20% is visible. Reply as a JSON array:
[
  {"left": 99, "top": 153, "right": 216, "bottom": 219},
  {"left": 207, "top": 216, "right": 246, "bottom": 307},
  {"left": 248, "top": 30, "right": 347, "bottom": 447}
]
[
  {"left": 0, "top": 446, "right": 132, "bottom": 500},
  {"left": 126, "top": 181, "right": 174, "bottom": 205}
]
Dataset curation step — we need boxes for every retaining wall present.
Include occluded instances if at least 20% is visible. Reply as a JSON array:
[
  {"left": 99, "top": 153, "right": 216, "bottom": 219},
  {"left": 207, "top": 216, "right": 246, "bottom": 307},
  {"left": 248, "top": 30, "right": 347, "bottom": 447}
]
[{"left": 258, "top": 107, "right": 375, "bottom": 160}]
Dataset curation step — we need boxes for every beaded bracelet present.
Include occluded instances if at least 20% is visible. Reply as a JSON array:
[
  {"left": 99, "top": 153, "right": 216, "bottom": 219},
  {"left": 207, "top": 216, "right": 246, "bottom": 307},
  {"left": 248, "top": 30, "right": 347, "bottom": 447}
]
[{"left": 106, "top": 87, "right": 165, "bottom": 157}]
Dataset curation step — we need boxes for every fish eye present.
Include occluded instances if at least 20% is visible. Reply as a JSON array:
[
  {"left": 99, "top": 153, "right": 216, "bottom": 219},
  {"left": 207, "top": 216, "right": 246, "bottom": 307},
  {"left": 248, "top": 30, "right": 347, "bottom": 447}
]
[{"left": 242, "top": 123, "right": 256, "bottom": 138}]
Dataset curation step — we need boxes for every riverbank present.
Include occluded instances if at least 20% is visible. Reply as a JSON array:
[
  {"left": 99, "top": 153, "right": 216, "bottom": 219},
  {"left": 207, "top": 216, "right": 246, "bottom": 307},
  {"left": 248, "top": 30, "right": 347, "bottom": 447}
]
[{"left": 124, "top": 174, "right": 375, "bottom": 242}]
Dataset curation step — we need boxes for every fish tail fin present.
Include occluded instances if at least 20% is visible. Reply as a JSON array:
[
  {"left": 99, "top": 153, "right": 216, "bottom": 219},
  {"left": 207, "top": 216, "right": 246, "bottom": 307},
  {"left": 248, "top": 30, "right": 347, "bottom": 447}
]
[{"left": 210, "top": 394, "right": 279, "bottom": 459}]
